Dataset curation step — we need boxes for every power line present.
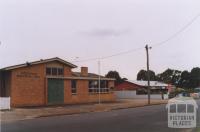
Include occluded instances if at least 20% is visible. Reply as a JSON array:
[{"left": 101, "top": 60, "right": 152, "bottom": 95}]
[
  {"left": 73, "top": 13, "right": 200, "bottom": 63},
  {"left": 152, "top": 13, "right": 200, "bottom": 47},
  {"left": 72, "top": 46, "right": 144, "bottom": 62}
]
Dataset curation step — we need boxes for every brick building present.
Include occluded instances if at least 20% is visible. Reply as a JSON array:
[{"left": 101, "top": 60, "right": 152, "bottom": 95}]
[{"left": 0, "top": 57, "right": 115, "bottom": 107}]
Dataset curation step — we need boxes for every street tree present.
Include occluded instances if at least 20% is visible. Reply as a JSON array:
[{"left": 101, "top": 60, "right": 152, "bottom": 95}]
[
  {"left": 137, "top": 69, "right": 157, "bottom": 81},
  {"left": 178, "top": 70, "right": 190, "bottom": 88},
  {"left": 156, "top": 68, "right": 181, "bottom": 86},
  {"left": 105, "top": 71, "right": 125, "bottom": 85},
  {"left": 189, "top": 67, "right": 200, "bottom": 88}
]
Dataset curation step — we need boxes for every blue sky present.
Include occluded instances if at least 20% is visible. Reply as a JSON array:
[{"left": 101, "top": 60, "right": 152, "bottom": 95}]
[{"left": 0, "top": 0, "right": 200, "bottom": 79}]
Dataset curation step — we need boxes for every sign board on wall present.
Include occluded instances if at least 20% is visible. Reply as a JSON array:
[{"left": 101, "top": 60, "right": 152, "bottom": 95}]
[{"left": 16, "top": 71, "right": 40, "bottom": 78}]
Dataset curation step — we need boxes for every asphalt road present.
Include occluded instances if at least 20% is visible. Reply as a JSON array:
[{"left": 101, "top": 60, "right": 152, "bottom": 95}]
[{"left": 1, "top": 100, "right": 200, "bottom": 132}]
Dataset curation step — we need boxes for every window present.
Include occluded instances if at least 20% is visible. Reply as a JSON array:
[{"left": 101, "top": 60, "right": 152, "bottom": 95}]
[
  {"left": 52, "top": 68, "right": 57, "bottom": 75},
  {"left": 71, "top": 80, "right": 77, "bottom": 95},
  {"left": 89, "top": 80, "right": 98, "bottom": 93},
  {"left": 58, "top": 68, "right": 64, "bottom": 75},
  {"left": 46, "top": 67, "right": 64, "bottom": 76},
  {"left": 46, "top": 68, "right": 51, "bottom": 75},
  {"left": 100, "top": 80, "right": 108, "bottom": 88},
  {"left": 89, "top": 80, "right": 109, "bottom": 94},
  {"left": 89, "top": 80, "right": 98, "bottom": 88}
]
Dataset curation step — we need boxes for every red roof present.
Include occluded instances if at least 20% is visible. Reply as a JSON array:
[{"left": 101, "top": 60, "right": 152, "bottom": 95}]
[{"left": 115, "top": 81, "right": 142, "bottom": 91}]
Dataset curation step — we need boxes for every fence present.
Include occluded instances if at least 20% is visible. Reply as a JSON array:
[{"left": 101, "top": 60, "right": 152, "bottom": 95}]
[
  {"left": 0, "top": 97, "right": 11, "bottom": 110},
  {"left": 114, "top": 91, "right": 168, "bottom": 100}
]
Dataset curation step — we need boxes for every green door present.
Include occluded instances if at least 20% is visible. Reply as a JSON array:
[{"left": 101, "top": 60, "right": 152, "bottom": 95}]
[{"left": 48, "top": 79, "right": 64, "bottom": 104}]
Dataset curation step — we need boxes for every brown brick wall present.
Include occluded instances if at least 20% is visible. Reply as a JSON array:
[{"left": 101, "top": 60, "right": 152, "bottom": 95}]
[
  {"left": 64, "top": 79, "right": 90, "bottom": 104},
  {"left": 9, "top": 61, "right": 115, "bottom": 107},
  {"left": 64, "top": 66, "right": 72, "bottom": 76},
  {"left": 11, "top": 64, "right": 46, "bottom": 107},
  {"left": 88, "top": 93, "right": 116, "bottom": 103},
  {"left": 63, "top": 79, "right": 116, "bottom": 104},
  {"left": 81, "top": 67, "right": 88, "bottom": 76}
]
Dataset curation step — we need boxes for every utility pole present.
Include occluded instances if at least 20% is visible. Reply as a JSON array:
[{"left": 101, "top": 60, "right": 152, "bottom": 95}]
[
  {"left": 145, "top": 45, "right": 151, "bottom": 105},
  {"left": 98, "top": 59, "right": 101, "bottom": 104}
]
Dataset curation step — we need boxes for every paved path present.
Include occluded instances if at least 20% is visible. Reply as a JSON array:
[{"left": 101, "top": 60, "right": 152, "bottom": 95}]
[
  {"left": 2, "top": 100, "right": 199, "bottom": 132},
  {"left": 1, "top": 99, "right": 167, "bottom": 122}
]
